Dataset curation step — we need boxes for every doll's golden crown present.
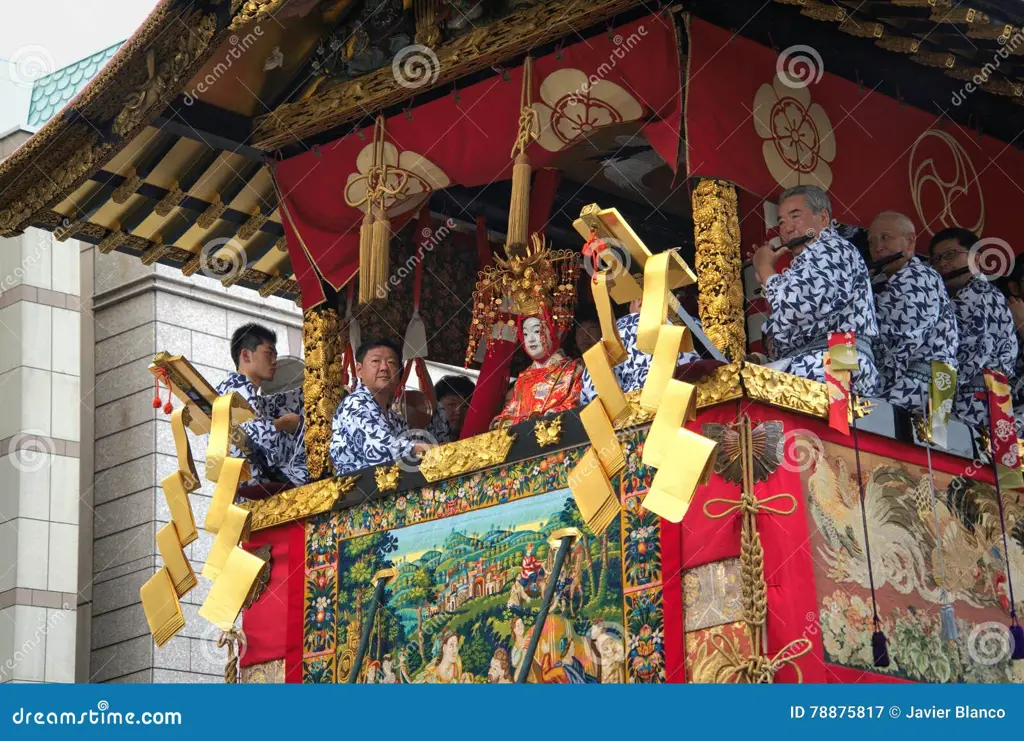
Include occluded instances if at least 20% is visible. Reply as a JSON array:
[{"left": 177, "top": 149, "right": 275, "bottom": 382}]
[{"left": 465, "top": 234, "right": 580, "bottom": 365}]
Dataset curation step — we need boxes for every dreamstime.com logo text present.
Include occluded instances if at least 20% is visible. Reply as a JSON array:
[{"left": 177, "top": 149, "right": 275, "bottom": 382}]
[
  {"left": 951, "top": 30, "right": 1024, "bottom": 106},
  {"left": 375, "top": 218, "right": 457, "bottom": 300},
  {"left": 1, "top": 610, "right": 67, "bottom": 682},
  {"left": 0, "top": 228, "right": 55, "bottom": 299},
  {"left": 182, "top": 27, "right": 264, "bottom": 105},
  {"left": 565, "top": 26, "right": 648, "bottom": 107},
  {"left": 10, "top": 701, "right": 182, "bottom": 726}
]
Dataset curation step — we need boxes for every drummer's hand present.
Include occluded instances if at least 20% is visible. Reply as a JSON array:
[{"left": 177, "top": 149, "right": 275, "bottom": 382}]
[{"left": 274, "top": 413, "right": 301, "bottom": 434}]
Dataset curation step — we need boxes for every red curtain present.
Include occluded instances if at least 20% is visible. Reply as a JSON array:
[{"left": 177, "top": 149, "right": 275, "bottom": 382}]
[
  {"left": 275, "top": 13, "right": 682, "bottom": 305},
  {"left": 240, "top": 521, "right": 305, "bottom": 676},
  {"left": 685, "top": 16, "right": 1023, "bottom": 251}
]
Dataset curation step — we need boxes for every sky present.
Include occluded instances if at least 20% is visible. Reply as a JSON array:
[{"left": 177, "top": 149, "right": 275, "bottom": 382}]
[{"left": 0, "top": 0, "right": 159, "bottom": 130}]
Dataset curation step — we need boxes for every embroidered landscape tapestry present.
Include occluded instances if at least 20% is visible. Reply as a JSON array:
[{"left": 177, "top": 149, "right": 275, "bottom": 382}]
[
  {"left": 801, "top": 440, "right": 1024, "bottom": 683},
  {"left": 302, "top": 434, "right": 667, "bottom": 683}
]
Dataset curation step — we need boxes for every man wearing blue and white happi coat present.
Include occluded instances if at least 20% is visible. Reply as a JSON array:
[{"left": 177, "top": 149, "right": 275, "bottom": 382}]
[
  {"left": 216, "top": 323, "right": 309, "bottom": 488},
  {"left": 330, "top": 338, "right": 450, "bottom": 475},
  {"left": 579, "top": 297, "right": 702, "bottom": 405},
  {"left": 929, "top": 228, "right": 1018, "bottom": 430},
  {"left": 867, "top": 212, "right": 959, "bottom": 413},
  {"left": 752, "top": 185, "right": 879, "bottom": 396}
]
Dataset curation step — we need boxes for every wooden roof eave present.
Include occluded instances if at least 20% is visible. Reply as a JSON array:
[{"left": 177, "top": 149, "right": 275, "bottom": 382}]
[{"left": 0, "top": 0, "right": 284, "bottom": 239}]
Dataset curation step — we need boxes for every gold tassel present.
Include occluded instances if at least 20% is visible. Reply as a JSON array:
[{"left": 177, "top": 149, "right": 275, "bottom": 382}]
[
  {"left": 370, "top": 209, "right": 391, "bottom": 302},
  {"left": 358, "top": 209, "right": 375, "bottom": 304},
  {"left": 507, "top": 56, "right": 538, "bottom": 257},
  {"left": 508, "top": 152, "right": 531, "bottom": 252}
]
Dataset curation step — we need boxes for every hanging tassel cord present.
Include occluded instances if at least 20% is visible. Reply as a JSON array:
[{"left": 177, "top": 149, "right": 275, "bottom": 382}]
[
  {"left": 923, "top": 408, "right": 952, "bottom": 602},
  {"left": 986, "top": 406, "right": 1020, "bottom": 627},
  {"left": 850, "top": 411, "right": 881, "bottom": 629},
  {"left": 218, "top": 627, "right": 247, "bottom": 684},
  {"left": 510, "top": 56, "right": 539, "bottom": 159},
  {"left": 152, "top": 368, "right": 173, "bottom": 414}
]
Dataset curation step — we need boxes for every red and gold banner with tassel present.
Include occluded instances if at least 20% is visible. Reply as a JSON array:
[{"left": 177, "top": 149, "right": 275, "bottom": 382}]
[
  {"left": 983, "top": 369, "right": 1024, "bottom": 490},
  {"left": 825, "top": 332, "right": 856, "bottom": 436}
]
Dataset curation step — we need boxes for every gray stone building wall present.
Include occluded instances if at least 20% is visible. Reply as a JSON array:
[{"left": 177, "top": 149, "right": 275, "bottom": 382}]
[
  {"left": 0, "top": 228, "right": 82, "bottom": 683},
  {"left": 84, "top": 251, "right": 302, "bottom": 683}
]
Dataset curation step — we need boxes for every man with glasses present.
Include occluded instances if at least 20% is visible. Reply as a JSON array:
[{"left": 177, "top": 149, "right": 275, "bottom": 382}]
[
  {"left": 867, "top": 212, "right": 958, "bottom": 413},
  {"left": 752, "top": 185, "right": 879, "bottom": 395},
  {"left": 929, "top": 228, "right": 1018, "bottom": 429},
  {"left": 218, "top": 323, "right": 310, "bottom": 487}
]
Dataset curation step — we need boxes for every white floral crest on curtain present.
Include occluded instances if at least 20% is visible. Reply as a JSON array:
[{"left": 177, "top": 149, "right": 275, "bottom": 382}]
[
  {"left": 753, "top": 74, "right": 835, "bottom": 190},
  {"left": 531, "top": 69, "right": 644, "bottom": 153},
  {"left": 344, "top": 141, "right": 451, "bottom": 217}
]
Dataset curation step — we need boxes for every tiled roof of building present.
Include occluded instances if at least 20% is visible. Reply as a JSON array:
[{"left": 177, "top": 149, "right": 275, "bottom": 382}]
[{"left": 26, "top": 41, "right": 122, "bottom": 126}]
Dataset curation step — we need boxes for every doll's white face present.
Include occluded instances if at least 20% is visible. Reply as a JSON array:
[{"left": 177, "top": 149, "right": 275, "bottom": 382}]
[{"left": 522, "top": 317, "right": 552, "bottom": 360}]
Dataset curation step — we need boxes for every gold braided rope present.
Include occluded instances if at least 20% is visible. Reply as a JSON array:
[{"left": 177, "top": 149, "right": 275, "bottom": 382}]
[
  {"left": 218, "top": 627, "right": 247, "bottom": 684},
  {"left": 510, "top": 56, "right": 539, "bottom": 159},
  {"left": 701, "top": 414, "right": 800, "bottom": 680},
  {"left": 709, "top": 631, "right": 813, "bottom": 684}
]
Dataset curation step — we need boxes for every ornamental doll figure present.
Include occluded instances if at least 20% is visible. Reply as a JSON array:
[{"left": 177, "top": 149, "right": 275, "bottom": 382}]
[{"left": 465, "top": 234, "right": 583, "bottom": 429}]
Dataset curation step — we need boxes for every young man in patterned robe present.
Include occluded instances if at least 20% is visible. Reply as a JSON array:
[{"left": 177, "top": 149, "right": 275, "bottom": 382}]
[
  {"left": 929, "top": 228, "right": 1018, "bottom": 430},
  {"left": 867, "top": 212, "right": 959, "bottom": 413},
  {"left": 216, "top": 323, "right": 309, "bottom": 488},
  {"left": 579, "top": 297, "right": 702, "bottom": 405},
  {"left": 752, "top": 185, "right": 879, "bottom": 396},
  {"left": 329, "top": 338, "right": 449, "bottom": 475}
]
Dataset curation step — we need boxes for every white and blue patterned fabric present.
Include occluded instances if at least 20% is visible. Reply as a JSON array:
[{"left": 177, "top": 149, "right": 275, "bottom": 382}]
[
  {"left": 872, "top": 257, "right": 959, "bottom": 413},
  {"left": 950, "top": 276, "right": 1018, "bottom": 429},
  {"left": 215, "top": 371, "right": 309, "bottom": 487},
  {"left": 329, "top": 384, "right": 451, "bottom": 475},
  {"left": 762, "top": 227, "right": 879, "bottom": 397},
  {"left": 580, "top": 312, "right": 701, "bottom": 405}
]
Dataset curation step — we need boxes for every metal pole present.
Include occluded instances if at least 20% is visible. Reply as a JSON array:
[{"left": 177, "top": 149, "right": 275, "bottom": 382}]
[
  {"left": 515, "top": 536, "right": 574, "bottom": 683},
  {"left": 348, "top": 576, "right": 388, "bottom": 684}
]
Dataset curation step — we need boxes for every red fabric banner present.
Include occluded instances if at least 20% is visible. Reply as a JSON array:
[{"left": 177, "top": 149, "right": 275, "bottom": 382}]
[
  {"left": 275, "top": 13, "right": 682, "bottom": 305},
  {"left": 241, "top": 521, "right": 305, "bottom": 671},
  {"left": 686, "top": 16, "right": 1024, "bottom": 253}
]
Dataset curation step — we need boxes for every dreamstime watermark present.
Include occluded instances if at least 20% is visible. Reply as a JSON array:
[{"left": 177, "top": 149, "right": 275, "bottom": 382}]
[
  {"left": 566, "top": 26, "right": 648, "bottom": 107},
  {"left": 582, "top": 237, "right": 632, "bottom": 282},
  {"left": 0, "top": 228, "right": 56, "bottom": 299},
  {"left": 951, "top": 30, "right": 1024, "bottom": 107},
  {"left": 182, "top": 27, "right": 264, "bottom": 105},
  {"left": 966, "top": 622, "right": 1015, "bottom": 666},
  {"left": 7, "top": 430, "right": 56, "bottom": 474},
  {"left": 198, "top": 236, "right": 248, "bottom": 283},
  {"left": 775, "top": 45, "right": 824, "bottom": 89},
  {"left": 374, "top": 218, "right": 456, "bottom": 300},
  {"left": 968, "top": 237, "right": 1014, "bottom": 282},
  {"left": 395, "top": 427, "right": 440, "bottom": 473},
  {"left": 392, "top": 45, "right": 441, "bottom": 90},
  {"left": 1, "top": 610, "right": 67, "bottom": 682},
  {"left": 779, "top": 429, "right": 824, "bottom": 474},
  {"left": 6, "top": 44, "right": 56, "bottom": 86},
  {"left": 10, "top": 701, "right": 181, "bottom": 726}
]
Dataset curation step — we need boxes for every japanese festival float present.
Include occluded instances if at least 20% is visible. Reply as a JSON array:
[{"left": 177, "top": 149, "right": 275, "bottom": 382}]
[{"left": 2, "top": 0, "right": 1023, "bottom": 685}]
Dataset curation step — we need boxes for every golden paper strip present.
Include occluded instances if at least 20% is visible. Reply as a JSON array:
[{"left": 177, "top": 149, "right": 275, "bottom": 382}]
[
  {"left": 161, "top": 471, "right": 198, "bottom": 547},
  {"left": 582, "top": 342, "right": 629, "bottom": 423},
  {"left": 642, "top": 380, "right": 698, "bottom": 469},
  {"left": 579, "top": 399, "right": 625, "bottom": 477},
  {"left": 592, "top": 272, "right": 626, "bottom": 366},
  {"left": 637, "top": 251, "right": 671, "bottom": 354},
  {"left": 206, "top": 393, "right": 252, "bottom": 482},
  {"left": 644, "top": 427, "right": 719, "bottom": 523},
  {"left": 140, "top": 567, "right": 185, "bottom": 648},
  {"left": 639, "top": 325, "right": 692, "bottom": 412},
  {"left": 204, "top": 456, "right": 250, "bottom": 534},
  {"left": 170, "top": 406, "right": 200, "bottom": 492},
  {"left": 203, "top": 504, "right": 252, "bottom": 581},
  {"left": 156, "top": 523, "right": 197, "bottom": 597},
  {"left": 199, "top": 546, "right": 266, "bottom": 630},
  {"left": 567, "top": 447, "right": 619, "bottom": 534}
]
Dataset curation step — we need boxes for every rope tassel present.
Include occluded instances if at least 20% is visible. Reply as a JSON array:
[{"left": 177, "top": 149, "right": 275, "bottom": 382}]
[
  {"left": 507, "top": 56, "right": 538, "bottom": 254},
  {"left": 358, "top": 210, "right": 375, "bottom": 304}
]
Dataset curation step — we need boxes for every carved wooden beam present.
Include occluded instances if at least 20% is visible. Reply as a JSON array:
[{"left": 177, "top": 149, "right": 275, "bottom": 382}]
[{"left": 252, "top": 0, "right": 647, "bottom": 150}]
